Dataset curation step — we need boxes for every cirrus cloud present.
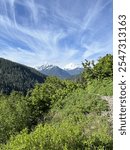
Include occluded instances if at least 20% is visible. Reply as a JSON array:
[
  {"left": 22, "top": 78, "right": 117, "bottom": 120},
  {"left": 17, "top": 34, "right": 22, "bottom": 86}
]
[{"left": 0, "top": 0, "right": 112, "bottom": 68}]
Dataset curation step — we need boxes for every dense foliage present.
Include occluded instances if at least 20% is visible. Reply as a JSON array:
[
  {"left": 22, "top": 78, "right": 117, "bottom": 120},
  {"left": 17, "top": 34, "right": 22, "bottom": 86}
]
[
  {"left": 0, "top": 54, "right": 113, "bottom": 149},
  {"left": 2, "top": 116, "right": 112, "bottom": 150},
  {"left": 0, "top": 92, "right": 31, "bottom": 143},
  {"left": 80, "top": 54, "right": 113, "bottom": 96},
  {"left": 0, "top": 58, "right": 46, "bottom": 94},
  {"left": 82, "top": 54, "right": 113, "bottom": 82},
  {"left": 86, "top": 78, "right": 113, "bottom": 96},
  {"left": 27, "top": 77, "right": 79, "bottom": 127},
  {"left": 1, "top": 89, "right": 112, "bottom": 150}
]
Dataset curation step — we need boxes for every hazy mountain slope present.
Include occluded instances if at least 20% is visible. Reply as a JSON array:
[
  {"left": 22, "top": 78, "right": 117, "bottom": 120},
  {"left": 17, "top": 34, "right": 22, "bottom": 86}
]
[
  {"left": 0, "top": 58, "right": 46, "bottom": 94},
  {"left": 65, "top": 68, "right": 83, "bottom": 76},
  {"left": 37, "top": 65, "right": 71, "bottom": 79}
]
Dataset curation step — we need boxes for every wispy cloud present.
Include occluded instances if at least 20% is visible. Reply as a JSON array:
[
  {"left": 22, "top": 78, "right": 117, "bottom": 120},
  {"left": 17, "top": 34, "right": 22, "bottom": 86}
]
[{"left": 0, "top": 0, "right": 112, "bottom": 68}]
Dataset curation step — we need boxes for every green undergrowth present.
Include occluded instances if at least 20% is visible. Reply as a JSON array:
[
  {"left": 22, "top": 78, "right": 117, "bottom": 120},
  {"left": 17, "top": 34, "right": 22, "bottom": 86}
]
[
  {"left": 86, "top": 78, "right": 113, "bottom": 96},
  {"left": 1, "top": 89, "right": 112, "bottom": 150}
]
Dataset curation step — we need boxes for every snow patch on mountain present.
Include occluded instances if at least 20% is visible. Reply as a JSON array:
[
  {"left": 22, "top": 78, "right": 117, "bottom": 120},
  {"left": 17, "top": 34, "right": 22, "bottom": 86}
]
[
  {"left": 36, "top": 64, "right": 56, "bottom": 71},
  {"left": 35, "top": 63, "right": 83, "bottom": 78}
]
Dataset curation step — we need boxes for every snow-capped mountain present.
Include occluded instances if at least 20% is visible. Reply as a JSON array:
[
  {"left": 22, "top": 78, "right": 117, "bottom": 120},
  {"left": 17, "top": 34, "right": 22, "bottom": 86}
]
[
  {"left": 37, "top": 65, "right": 56, "bottom": 71},
  {"left": 36, "top": 64, "right": 83, "bottom": 79},
  {"left": 36, "top": 64, "right": 71, "bottom": 79}
]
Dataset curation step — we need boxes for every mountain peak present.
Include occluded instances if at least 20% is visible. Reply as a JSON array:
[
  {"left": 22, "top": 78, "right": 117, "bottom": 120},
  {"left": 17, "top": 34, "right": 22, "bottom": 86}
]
[
  {"left": 36, "top": 64, "right": 58, "bottom": 71},
  {"left": 36, "top": 64, "right": 70, "bottom": 79},
  {"left": 36, "top": 63, "right": 83, "bottom": 78}
]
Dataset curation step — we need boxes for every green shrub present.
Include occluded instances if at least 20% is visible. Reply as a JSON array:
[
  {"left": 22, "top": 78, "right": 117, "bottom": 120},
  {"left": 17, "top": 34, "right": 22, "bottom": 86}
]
[
  {"left": 27, "top": 77, "right": 79, "bottom": 126},
  {"left": 82, "top": 54, "right": 113, "bottom": 82},
  {"left": 2, "top": 115, "right": 112, "bottom": 150},
  {"left": 86, "top": 78, "right": 113, "bottom": 96},
  {"left": 0, "top": 92, "right": 31, "bottom": 143},
  {"left": 48, "top": 89, "right": 109, "bottom": 123}
]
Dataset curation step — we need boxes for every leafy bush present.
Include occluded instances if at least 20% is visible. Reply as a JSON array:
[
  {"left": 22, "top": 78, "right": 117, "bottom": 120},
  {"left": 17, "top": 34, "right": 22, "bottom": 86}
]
[
  {"left": 86, "top": 78, "right": 113, "bottom": 96},
  {"left": 0, "top": 88, "right": 112, "bottom": 149},
  {"left": 0, "top": 92, "right": 31, "bottom": 143},
  {"left": 48, "top": 89, "right": 109, "bottom": 123},
  {"left": 82, "top": 54, "right": 113, "bottom": 83},
  {"left": 27, "top": 77, "right": 79, "bottom": 126},
  {"left": 93, "top": 54, "right": 113, "bottom": 79},
  {"left": 1, "top": 115, "right": 112, "bottom": 150}
]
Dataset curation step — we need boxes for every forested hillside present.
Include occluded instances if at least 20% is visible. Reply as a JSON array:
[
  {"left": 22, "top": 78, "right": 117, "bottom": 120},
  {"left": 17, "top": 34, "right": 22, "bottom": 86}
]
[
  {"left": 0, "top": 54, "right": 113, "bottom": 150},
  {"left": 0, "top": 58, "right": 46, "bottom": 94}
]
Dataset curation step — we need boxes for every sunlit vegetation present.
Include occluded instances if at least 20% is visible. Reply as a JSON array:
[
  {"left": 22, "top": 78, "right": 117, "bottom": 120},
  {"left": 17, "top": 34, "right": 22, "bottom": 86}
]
[{"left": 0, "top": 54, "right": 113, "bottom": 149}]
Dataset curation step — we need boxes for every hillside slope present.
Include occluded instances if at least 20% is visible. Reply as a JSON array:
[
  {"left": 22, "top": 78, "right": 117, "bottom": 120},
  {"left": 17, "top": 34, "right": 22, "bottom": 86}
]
[{"left": 0, "top": 58, "right": 46, "bottom": 94}]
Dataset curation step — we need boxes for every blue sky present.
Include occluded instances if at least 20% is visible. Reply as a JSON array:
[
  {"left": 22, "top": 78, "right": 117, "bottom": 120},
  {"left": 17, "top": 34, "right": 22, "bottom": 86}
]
[{"left": 0, "top": 0, "right": 112, "bottom": 68}]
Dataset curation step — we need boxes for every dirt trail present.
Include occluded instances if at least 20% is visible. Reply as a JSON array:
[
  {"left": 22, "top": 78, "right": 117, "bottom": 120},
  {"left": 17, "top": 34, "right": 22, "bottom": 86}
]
[{"left": 101, "top": 96, "right": 113, "bottom": 122}]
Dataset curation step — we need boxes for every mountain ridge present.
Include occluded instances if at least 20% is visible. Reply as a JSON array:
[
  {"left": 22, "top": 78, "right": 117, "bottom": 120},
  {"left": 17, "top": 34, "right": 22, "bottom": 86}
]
[
  {"left": 36, "top": 64, "right": 83, "bottom": 79},
  {"left": 36, "top": 64, "right": 71, "bottom": 79}
]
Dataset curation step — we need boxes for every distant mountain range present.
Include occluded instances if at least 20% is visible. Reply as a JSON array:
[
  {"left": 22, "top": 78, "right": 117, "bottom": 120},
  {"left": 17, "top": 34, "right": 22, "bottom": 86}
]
[
  {"left": 0, "top": 58, "right": 46, "bottom": 94},
  {"left": 36, "top": 65, "right": 83, "bottom": 79}
]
